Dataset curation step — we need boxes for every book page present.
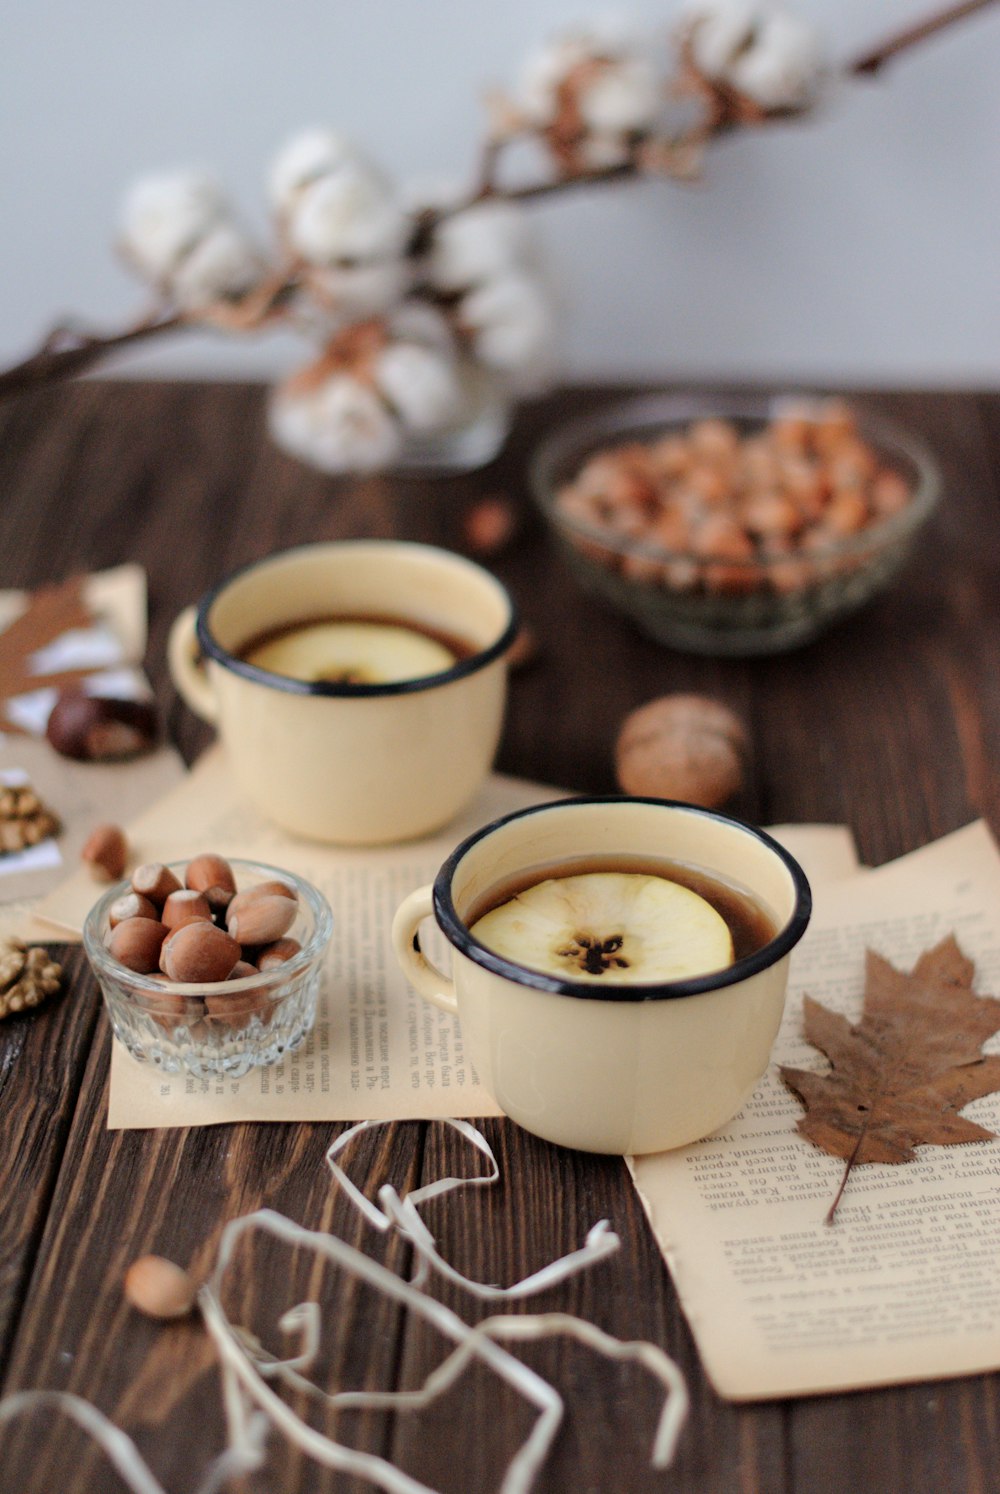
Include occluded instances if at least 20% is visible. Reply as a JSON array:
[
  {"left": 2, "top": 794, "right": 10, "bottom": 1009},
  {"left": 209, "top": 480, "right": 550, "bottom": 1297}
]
[
  {"left": 37, "top": 751, "right": 858, "bottom": 1134},
  {"left": 629, "top": 820, "right": 1000, "bottom": 1400},
  {"left": 37, "top": 748, "right": 559, "bottom": 1129}
]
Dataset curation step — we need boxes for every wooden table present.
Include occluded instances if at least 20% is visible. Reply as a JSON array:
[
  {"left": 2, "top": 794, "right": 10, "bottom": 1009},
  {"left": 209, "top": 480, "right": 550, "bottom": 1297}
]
[{"left": 0, "top": 382, "right": 997, "bottom": 1493}]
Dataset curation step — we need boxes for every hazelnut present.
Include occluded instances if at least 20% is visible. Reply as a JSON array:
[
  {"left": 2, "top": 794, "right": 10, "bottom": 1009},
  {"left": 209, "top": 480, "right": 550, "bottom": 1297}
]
[
  {"left": 257, "top": 938, "right": 302, "bottom": 970},
  {"left": 227, "top": 893, "right": 296, "bottom": 947},
  {"left": 228, "top": 959, "right": 260, "bottom": 979},
  {"left": 615, "top": 694, "right": 747, "bottom": 809},
  {"left": 124, "top": 1255, "right": 195, "bottom": 1320},
  {"left": 81, "top": 823, "right": 128, "bottom": 881},
  {"left": 462, "top": 495, "right": 518, "bottom": 556},
  {"left": 107, "top": 917, "right": 168, "bottom": 974},
  {"left": 46, "top": 693, "right": 157, "bottom": 762},
  {"left": 131, "top": 863, "right": 182, "bottom": 907},
  {"left": 109, "top": 891, "right": 158, "bottom": 928},
  {"left": 161, "top": 889, "right": 212, "bottom": 930},
  {"left": 185, "top": 853, "right": 237, "bottom": 897},
  {"left": 161, "top": 921, "right": 241, "bottom": 984}
]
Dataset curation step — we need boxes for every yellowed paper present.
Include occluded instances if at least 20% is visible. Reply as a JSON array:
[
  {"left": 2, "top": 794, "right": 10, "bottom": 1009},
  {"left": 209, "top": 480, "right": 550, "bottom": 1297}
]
[
  {"left": 35, "top": 747, "right": 560, "bottom": 1129},
  {"left": 629, "top": 820, "right": 1000, "bottom": 1400}
]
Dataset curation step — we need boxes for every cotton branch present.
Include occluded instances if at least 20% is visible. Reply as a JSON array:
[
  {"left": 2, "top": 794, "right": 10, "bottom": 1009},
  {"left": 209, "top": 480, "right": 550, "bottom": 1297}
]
[{"left": 0, "top": 0, "right": 994, "bottom": 406}]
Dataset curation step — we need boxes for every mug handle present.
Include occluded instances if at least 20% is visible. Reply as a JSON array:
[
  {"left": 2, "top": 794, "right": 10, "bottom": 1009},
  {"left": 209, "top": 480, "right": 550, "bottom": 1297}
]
[
  {"left": 391, "top": 885, "right": 459, "bottom": 1016},
  {"left": 167, "top": 605, "right": 219, "bottom": 724}
]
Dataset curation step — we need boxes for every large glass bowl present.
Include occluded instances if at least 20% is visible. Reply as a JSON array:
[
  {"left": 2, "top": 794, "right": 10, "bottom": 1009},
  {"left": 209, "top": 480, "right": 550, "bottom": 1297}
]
[
  {"left": 84, "top": 858, "right": 333, "bottom": 1078},
  {"left": 529, "top": 393, "right": 941, "bottom": 656}
]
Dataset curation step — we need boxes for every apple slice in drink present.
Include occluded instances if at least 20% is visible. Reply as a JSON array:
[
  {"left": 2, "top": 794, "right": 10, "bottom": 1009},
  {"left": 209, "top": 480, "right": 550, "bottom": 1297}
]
[
  {"left": 245, "top": 621, "right": 455, "bottom": 685},
  {"left": 470, "top": 872, "right": 734, "bottom": 984}
]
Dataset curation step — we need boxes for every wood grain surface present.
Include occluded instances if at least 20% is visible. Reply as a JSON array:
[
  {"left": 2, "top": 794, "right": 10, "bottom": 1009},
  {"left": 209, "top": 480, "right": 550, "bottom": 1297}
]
[{"left": 0, "top": 381, "right": 997, "bottom": 1493}]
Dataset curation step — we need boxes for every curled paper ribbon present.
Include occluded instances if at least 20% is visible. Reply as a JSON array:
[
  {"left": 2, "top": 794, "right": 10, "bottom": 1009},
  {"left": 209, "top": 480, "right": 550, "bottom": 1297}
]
[
  {"left": 326, "top": 1117, "right": 622, "bottom": 1298},
  {"left": 0, "top": 1122, "right": 689, "bottom": 1493}
]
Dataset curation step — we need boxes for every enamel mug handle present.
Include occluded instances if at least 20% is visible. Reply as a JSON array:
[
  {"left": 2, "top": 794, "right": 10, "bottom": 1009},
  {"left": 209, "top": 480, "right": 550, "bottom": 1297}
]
[
  {"left": 167, "top": 605, "right": 219, "bottom": 724},
  {"left": 391, "top": 885, "right": 459, "bottom": 1016}
]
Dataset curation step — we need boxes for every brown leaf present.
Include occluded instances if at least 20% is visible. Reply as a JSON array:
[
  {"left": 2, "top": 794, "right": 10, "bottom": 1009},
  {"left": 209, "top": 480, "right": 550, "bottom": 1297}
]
[{"left": 780, "top": 935, "right": 1000, "bottom": 1221}]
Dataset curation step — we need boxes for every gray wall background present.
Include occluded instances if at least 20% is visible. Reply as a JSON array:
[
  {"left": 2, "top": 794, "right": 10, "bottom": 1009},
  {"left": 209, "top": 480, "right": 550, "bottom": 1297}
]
[{"left": 1, "top": 0, "right": 997, "bottom": 387}]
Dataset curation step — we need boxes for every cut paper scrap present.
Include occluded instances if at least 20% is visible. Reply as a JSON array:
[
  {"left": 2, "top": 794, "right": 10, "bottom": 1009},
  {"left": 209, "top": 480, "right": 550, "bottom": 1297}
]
[{"left": 0, "top": 567, "right": 149, "bottom": 737}]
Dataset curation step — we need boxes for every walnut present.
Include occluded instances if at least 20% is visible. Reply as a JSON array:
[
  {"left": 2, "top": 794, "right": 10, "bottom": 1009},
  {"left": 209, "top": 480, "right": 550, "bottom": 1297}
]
[
  {"left": 0, "top": 938, "right": 63, "bottom": 1019},
  {"left": 615, "top": 693, "right": 747, "bottom": 809},
  {"left": 0, "top": 784, "right": 61, "bottom": 854}
]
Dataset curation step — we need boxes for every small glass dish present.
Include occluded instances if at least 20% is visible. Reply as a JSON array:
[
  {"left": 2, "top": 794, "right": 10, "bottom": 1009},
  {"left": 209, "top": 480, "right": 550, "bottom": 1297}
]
[
  {"left": 83, "top": 858, "right": 333, "bottom": 1078},
  {"left": 529, "top": 393, "right": 941, "bottom": 656}
]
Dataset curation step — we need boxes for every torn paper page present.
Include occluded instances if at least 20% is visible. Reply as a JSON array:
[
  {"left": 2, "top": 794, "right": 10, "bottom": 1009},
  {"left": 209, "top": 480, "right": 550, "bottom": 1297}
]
[{"left": 629, "top": 820, "right": 1000, "bottom": 1400}]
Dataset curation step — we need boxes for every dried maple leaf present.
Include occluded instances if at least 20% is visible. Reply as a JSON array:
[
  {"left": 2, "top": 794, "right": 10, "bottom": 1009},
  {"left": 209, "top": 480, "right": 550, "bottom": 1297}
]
[{"left": 781, "top": 935, "right": 1000, "bottom": 1223}]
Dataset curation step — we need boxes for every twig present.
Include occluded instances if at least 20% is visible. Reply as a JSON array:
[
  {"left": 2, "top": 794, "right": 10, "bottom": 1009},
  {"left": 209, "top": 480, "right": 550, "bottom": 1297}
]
[
  {"left": 848, "top": 0, "right": 998, "bottom": 76},
  {"left": 0, "top": 314, "right": 184, "bottom": 398}
]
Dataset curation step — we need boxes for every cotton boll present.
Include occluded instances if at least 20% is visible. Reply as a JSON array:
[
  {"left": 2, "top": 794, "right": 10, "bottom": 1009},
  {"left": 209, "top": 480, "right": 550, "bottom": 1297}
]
[
  {"left": 269, "top": 374, "right": 403, "bottom": 474},
  {"left": 461, "top": 273, "right": 555, "bottom": 377},
  {"left": 374, "top": 342, "right": 465, "bottom": 433},
  {"left": 288, "top": 164, "right": 408, "bottom": 265},
  {"left": 389, "top": 301, "right": 458, "bottom": 362},
  {"left": 267, "top": 127, "right": 359, "bottom": 215},
  {"left": 428, "top": 201, "right": 534, "bottom": 293},
  {"left": 310, "top": 257, "right": 411, "bottom": 318},
  {"left": 169, "top": 222, "right": 262, "bottom": 310},
  {"left": 518, "top": 35, "right": 591, "bottom": 126},
  {"left": 684, "top": 0, "right": 757, "bottom": 78},
  {"left": 728, "top": 11, "right": 823, "bottom": 109},
  {"left": 580, "top": 55, "right": 661, "bottom": 135},
  {"left": 119, "top": 170, "right": 227, "bottom": 283}
]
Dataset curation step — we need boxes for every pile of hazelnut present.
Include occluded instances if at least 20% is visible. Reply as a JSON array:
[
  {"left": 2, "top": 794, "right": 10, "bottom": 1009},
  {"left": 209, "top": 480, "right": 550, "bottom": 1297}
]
[
  {"left": 104, "top": 853, "right": 301, "bottom": 1030},
  {"left": 553, "top": 402, "right": 914, "bottom": 596}
]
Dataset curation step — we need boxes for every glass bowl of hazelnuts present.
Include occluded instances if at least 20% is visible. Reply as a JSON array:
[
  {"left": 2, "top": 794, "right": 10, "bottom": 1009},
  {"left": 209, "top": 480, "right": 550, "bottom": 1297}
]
[
  {"left": 530, "top": 393, "right": 941, "bottom": 655},
  {"left": 83, "top": 854, "right": 333, "bottom": 1078}
]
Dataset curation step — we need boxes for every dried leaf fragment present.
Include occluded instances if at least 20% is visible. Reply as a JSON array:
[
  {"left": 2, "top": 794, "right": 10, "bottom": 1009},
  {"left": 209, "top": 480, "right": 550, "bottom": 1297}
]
[{"left": 781, "top": 936, "right": 1000, "bottom": 1221}]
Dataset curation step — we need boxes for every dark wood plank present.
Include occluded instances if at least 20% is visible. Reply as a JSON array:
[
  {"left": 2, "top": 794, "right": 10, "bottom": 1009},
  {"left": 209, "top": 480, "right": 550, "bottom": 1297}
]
[
  {"left": 0, "top": 947, "right": 101, "bottom": 1374},
  {"left": 388, "top": 1120, "right": 788, "bottom": 1493},
  {"left": 0, "top": 381, "right": 997, "bottom": 1492}
]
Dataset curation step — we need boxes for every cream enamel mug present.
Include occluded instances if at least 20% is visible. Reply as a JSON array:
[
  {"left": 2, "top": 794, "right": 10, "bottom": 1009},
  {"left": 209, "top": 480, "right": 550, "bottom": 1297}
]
[
  {"left": 168, "top": 541, "right": 517, "bottom": 845},
  {"left": 392, "top": 797, "right": 812, "bottom": 1154}
]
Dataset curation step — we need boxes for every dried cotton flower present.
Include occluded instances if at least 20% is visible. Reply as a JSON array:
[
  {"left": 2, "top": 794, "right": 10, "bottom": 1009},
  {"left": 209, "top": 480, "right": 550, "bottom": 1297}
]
[
  {"left": 373, "top": 340, "right": 464, "bottom": 433},
  {"left": 517, "top": 23, "right": 661, "bottom": 165},
  {"left": 269, "top": 372, "right": 403, "bottom": 473},
  {"left": 286, "top": 156, "right": 408, "bottom": 265},
  {"left": 727, "top": 10, "right": 823, "bottom": 110},
  {"left": 168, "top": 222, "right": 262, "bottom": 310},
  {"left": 267, "top": 126, "right": 359, "bottom": 215},
  {"left": 685, "top": 1, "right": 823, "bottom": 110},
  {"left": 427, "top": 200, "right": 535, "bottom": 293},
  {"left": 308, "top": 257, "right": 412, "bottom": 319},
  {"left": 460, "top": 271, "right": 555, "bottom": 381}
]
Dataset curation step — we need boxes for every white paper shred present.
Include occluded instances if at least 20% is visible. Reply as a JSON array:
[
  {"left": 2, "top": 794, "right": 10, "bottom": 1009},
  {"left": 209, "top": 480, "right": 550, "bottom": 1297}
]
[
  {"left": 0, "top": 1122, "right": 689, "bottom": 1492},
  {"left": 326, "top": 1118, "right": 621, "bottom": 1298}
]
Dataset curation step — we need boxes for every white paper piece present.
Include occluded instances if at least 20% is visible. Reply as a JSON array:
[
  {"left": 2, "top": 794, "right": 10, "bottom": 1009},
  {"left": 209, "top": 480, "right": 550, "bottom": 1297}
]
[
  {"left": 84, "top": 666, "right": 152, "bottom": 701},
  {"left": 3, "top": 688, "right": 58, "bottom": 736},
  {"left": 0, "top": 839, "right": 62, "bottom": 878},
  {"left": 629, "top": 820, "right": 1000, "bottom": 1400},
  {"left": 28, "top": 623, "right": 124, "bottom": 676},
  {"left": 327, "top": 1119, "right": 621, "bottom": 1298},
  {"left": 0, "top": 768, "right": 30, "bottom": 787}
]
